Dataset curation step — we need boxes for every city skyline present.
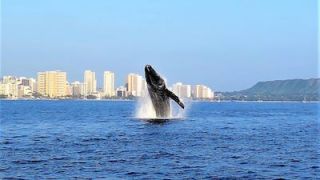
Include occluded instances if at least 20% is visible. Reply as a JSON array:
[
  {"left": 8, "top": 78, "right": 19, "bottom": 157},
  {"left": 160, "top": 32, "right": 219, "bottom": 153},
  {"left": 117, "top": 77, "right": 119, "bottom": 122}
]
[
  {"left": 1, "top": 69, "right": 214, "bottom": 90},
  {"left": 2, "top": 0, "right": 317, "bottom": 91},
  {"left": 0, "top": 70, "right": 214, "bottom": 100}
]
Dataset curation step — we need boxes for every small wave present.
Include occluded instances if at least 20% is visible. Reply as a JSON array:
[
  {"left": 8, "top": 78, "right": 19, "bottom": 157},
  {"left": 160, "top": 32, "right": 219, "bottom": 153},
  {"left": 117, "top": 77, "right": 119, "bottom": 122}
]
[
  {"left": 269, "top": 164, "right": 286, "bottom": 168},
  {"left": 173, "top": 165, "right": 206, "bottom": 170},
  {"left": 127, "top": 172, "right": 138, "bottom": 175},
  {"left": 77, "top": 149, "right": 94, "bottom": 154},
  {"left": 34, "top": 135, "right": 49, "bottom": 139},
  {"left": 126, "top": 171, "right": 148, "bottom": 176},
  {"left": 71, "top": 161, "right": 86, "bottom": 164},
  {"left": 50, "top": 156, "right": 69, "bottom": 161},
  {"left": 36, "top": 147, "right": 49, "bottom": 152},
  {"left": 55, "top": 137, "right": 63, "bottom": 142},
  {"left": 153, "top": 151, "right": 175, "bottom": 159},
  {"left": 0, "top": 167, "right": 10, "bottom": 172},
  {"left": 239, "top": 162, "right": 248, "bottom": 165},
  {"left": 82, "top": 137, "right": 106, "bottom": 142},
  {"left": 12, "top": 135, "right": 27, "bottom": 138},
  {"left": 108, "top": 159, "right": 126, "bottom": 163},
  {"left": 220, "top": 126, "right": 235, "bottom": 130},
  {"left": 12, "top": 159, "right": 47, "bottom": 164},
  {"left": 230, "top": 155, "right": 241, "bottom": 159},
  {"left": 1, "top": 141, "right": 12, "bottom": 145},
  {"left": 290, "top": 159, "right": 301, "bottom": 163}
]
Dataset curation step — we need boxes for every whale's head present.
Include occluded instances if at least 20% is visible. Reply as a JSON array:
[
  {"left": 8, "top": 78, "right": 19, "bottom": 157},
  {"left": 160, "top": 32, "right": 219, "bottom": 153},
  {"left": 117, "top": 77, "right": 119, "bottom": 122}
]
[{"left": 145, "top": 65, "right": 165, "bottom": 90}]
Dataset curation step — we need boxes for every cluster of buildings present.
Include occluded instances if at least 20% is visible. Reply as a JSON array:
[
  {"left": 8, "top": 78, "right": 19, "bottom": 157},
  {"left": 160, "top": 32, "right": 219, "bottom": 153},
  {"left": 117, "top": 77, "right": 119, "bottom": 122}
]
[
  {"left": 0, "top": 76, "right": 36, "bottom": 98},
  {"left": 172, "top": 83, "right": 214, "bottom": 99},
  {"left": 0, "top": 70, "right": 214, "bottom": 100}
]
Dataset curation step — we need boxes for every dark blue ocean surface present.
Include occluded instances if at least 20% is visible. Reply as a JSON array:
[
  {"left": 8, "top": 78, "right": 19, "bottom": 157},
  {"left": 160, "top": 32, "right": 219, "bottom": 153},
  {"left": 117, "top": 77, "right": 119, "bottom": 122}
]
[{"left": 0, "top": 100, "right": 319, "bottom": 179}]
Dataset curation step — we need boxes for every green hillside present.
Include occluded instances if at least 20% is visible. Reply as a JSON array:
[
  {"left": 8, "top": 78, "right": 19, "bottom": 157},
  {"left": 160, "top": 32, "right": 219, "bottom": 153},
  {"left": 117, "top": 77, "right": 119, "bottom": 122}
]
[{"left": 222, "top": 78, "right": 320, "bottom": 101}]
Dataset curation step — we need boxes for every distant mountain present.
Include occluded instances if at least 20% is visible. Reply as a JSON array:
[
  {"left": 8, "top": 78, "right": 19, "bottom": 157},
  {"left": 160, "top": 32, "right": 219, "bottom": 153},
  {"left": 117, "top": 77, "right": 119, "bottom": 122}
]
[{"left": 221, "top": 78, "right": 320, "bottom": 101}]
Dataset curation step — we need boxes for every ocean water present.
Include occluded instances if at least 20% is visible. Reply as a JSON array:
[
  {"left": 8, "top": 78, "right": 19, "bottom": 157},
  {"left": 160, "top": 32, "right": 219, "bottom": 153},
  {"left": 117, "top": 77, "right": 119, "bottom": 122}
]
[{"left": 0, "top": 100, "right": 319, "bottom": 179}]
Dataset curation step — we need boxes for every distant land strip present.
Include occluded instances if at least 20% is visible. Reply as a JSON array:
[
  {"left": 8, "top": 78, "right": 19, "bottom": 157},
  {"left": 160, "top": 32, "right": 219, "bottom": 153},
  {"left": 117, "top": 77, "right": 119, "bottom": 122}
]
[{"left": 219, "top": 78, "right": 320, "bottom": 101}]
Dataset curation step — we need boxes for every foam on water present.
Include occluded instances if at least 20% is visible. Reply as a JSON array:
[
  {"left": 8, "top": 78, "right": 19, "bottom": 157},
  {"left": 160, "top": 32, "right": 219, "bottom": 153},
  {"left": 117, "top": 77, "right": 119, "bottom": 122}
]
[{"left": 135, "top": 90, "right": 157, "bottom": 119}]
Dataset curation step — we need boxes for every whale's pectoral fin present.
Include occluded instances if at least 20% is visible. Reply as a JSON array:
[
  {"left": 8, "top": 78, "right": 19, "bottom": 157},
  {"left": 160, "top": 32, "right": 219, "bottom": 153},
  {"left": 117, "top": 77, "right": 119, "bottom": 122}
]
[{"left": 165, "top": 89, "right": 185, "bottom": 109}]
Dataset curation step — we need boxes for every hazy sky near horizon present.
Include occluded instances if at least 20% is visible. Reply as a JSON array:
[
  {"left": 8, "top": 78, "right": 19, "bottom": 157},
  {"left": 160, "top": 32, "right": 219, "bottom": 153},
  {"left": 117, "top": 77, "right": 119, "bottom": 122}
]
[{"left": 2, "top": 0, "right": 318, "bottom": 91}]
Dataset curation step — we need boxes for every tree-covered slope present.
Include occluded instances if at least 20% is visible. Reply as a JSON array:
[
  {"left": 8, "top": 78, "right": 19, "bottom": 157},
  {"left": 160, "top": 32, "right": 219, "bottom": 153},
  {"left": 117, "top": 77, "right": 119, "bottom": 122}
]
[
  {"left": 222, "top": 78, "right": 320, "bottom": 101},
  {"left": 241, "top": 78, "right": 319, "bottom": 95}
]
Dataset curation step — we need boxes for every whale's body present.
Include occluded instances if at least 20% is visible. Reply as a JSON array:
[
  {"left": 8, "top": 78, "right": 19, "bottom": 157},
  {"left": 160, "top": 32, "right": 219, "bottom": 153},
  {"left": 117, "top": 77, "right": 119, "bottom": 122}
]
[{"left": 145, "top": 65, "right": 184, "bottom": 118}]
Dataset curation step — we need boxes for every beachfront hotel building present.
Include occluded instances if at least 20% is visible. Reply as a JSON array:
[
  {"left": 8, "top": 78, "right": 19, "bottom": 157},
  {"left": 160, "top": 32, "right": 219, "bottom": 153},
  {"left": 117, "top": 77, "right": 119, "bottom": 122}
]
[
  {"left": 0, "top": 76, "right": 36, "bottom": 98},
  {"left": 37, "top": 71, "right": 67, "bottom": 98},
  {"left": 83, "top": 70, "right": 97, "bottom": 96},
  {"left": 103, "top": 71, "right": 115, "bottom": 97},
  {"left": 172, "top": 82, "right": 192, "bottom": 98},
  {"left": 0, "top": 76, "right": 19, "bottom": 98},
  {"left": 194, "top": 85, "right": 214, "bottom": 99},
  {"left": 116, "top": 86, "right": 127, "bottom": 97},
  {"left": 71, "top": 81, "right": 84, "bottom": 97},
  {"left": 127, "top": 73, "right": 144, "bottom": 97}
]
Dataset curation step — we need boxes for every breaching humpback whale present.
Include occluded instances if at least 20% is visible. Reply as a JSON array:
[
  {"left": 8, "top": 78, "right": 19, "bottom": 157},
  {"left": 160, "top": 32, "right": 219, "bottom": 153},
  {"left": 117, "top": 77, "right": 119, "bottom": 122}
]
[{"left": 145, "top": 65, "right": 184, "bottom": 118}]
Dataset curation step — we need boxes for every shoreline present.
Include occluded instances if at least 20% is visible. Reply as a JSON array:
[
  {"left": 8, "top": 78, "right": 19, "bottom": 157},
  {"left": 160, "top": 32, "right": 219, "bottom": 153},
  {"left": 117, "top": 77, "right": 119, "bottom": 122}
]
[{"left": 0, "top": 99, "right": 319, "bottom": 103}]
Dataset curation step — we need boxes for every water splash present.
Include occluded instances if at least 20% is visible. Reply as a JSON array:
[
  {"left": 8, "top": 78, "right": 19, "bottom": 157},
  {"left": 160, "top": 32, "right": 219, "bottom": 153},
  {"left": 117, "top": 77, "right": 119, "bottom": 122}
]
[
  {"left": 135, "top": 90, "right": 157, "bottom": 119},
  {"left": 135, "top": 88, "right": 190, "bottom": 119}
]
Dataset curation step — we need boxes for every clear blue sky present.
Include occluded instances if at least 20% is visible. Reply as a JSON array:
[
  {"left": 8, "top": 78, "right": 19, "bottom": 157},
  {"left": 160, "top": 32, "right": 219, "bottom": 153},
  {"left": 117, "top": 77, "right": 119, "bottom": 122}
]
[{"left": 1, "top": 0, "right": 318, "bottom": 91}]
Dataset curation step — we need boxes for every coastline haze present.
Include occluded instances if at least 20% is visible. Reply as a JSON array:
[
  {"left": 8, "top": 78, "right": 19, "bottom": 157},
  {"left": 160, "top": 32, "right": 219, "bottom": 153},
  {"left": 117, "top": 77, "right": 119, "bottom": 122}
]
[{"left": 1, "top": 0, "right": 318, "bottom": 91}]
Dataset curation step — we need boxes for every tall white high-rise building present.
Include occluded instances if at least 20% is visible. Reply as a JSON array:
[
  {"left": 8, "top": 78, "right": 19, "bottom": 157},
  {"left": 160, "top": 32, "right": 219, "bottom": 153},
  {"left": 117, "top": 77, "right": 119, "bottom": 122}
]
[
  {"left": 84, "top": 70, "right": 97, "bottom": 96},
  {"left": 172, "top": 82, "right": 192, "bottom": 98},
  {"left": 103, "top": 71, "right": 115, "bottom": 97},
  {"left": 194, "top": 85, "right": 214, "bottom": 99},
  {"left": 127, "top": 73, "right": 144, "bottom": 97}
]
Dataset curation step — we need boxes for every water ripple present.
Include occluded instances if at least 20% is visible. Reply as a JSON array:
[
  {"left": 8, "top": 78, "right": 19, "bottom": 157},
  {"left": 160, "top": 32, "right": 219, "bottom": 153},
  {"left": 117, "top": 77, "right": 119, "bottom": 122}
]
[{"left": 0, "top": 101, "right": 319, "bottom": 179}]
